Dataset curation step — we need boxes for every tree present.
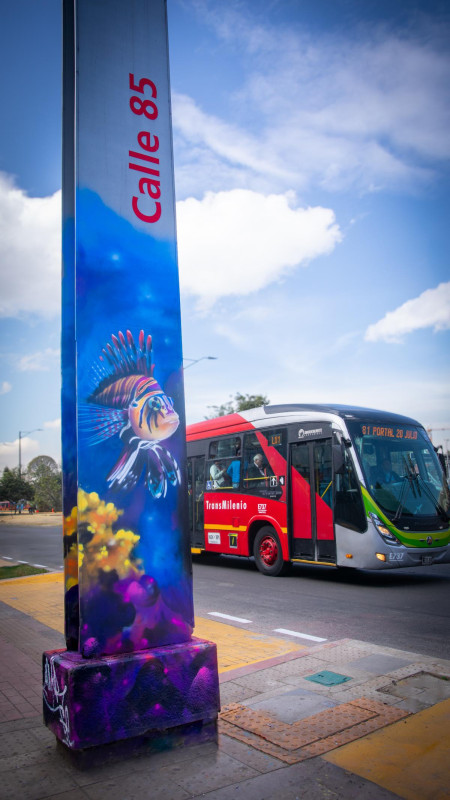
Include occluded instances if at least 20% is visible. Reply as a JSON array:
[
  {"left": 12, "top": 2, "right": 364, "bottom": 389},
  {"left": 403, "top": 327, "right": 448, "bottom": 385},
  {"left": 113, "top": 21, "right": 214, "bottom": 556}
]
[
  {"left": 206, "top": 392, "right": 270, "bottom": 419},
  {"left": 26, "top": 456, "right": 62, "bottom": 511},
  {"left": 27, "top": 455, "right": 59, "bottom": 478},
  {"left": 0, "top": 467, "right": 35, "bottom": 504}
]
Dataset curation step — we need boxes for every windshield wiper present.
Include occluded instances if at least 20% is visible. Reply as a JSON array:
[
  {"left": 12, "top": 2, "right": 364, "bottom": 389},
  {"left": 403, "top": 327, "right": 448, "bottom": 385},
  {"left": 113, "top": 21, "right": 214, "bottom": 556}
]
[
  {"left": 392, "top": 457, "right": 414, "bottom": 522},
  {"left": 393, "top": 455, "right": 449, "bottom": 523},
  {"left": 413, "top": 471, "right": 449, "bottom": 522}
]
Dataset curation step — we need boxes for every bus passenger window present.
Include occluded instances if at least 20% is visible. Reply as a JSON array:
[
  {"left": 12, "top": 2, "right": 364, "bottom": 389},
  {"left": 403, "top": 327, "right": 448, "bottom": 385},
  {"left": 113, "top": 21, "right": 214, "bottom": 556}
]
[
  {"left": 226, "top": 458, "right": 241, "bottom": 488},
  {"left": 208, "top": 459, "right": 230, "bottom": 489},
  {"left": 243, "top": 428, "right": 286, "bottom": 497},
  {"left": 206, "top": 436, "right": 242, "bottom": 491},
  {"left": 244, "top": 452, "right": 274, "bottom": 490}
]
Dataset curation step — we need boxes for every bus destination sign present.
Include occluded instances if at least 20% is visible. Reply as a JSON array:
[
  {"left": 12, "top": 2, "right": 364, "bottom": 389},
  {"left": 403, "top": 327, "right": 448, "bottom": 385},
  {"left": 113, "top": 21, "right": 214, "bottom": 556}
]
[{"left": 361, "top": 425, "right": 418, "bottom": 440}]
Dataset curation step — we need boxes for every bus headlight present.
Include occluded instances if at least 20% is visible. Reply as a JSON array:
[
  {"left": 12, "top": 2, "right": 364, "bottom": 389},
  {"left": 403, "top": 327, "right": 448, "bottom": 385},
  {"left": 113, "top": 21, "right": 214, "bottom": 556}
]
[{"left": 369, "top": 513, "right": 400, "bottom": 545}]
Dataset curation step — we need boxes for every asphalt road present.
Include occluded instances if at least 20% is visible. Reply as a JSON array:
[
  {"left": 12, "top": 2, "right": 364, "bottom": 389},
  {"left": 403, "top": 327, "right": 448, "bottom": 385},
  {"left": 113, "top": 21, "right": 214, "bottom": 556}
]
[
  {"left": 1, "top": 523, "right": 449, "bottom": 660},
  {"left": 192, "top": 553, "right": 450, "bottom": 661},
  {"left": 0, "top": 523, "right": 64, "bottom": 571}
]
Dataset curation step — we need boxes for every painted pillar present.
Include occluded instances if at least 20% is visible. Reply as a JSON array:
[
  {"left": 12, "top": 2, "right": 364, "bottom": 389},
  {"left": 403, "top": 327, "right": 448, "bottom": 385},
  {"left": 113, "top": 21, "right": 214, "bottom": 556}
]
[{"left": 43, "top": 0, "right": 219, "bottom": 751}]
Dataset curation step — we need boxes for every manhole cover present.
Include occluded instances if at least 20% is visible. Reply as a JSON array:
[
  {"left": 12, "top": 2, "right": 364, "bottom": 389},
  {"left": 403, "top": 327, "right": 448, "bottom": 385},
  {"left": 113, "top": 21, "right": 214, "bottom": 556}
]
[{"left": 304, "top": 670, "right": 352, "bottom": 686}]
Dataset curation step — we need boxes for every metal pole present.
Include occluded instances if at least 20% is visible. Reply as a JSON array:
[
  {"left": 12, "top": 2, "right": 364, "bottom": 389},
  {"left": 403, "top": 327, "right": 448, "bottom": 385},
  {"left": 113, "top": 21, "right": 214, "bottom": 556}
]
[
  {"left": 18, "top": 428, "right": 42, "bottom": 479},
  {"left": 183, "top": 356, "right": 217, "bottom": 369}
]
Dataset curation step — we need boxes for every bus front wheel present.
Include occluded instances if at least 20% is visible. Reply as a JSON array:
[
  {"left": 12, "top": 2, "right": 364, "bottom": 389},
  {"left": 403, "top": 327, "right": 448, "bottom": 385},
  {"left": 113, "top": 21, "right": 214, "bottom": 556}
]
[{"left": 253, "top": 527, "right": 287, "bottom": 576}]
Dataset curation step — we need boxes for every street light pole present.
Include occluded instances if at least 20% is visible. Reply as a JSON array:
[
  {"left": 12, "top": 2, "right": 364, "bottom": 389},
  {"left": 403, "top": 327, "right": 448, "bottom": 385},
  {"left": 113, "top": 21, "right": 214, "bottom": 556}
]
[
  {"left": 18, "top": 428, "right": 43, "bottom": 478},
  {"left": 183, "top": 356, "right": 217, "bottom": 370}
]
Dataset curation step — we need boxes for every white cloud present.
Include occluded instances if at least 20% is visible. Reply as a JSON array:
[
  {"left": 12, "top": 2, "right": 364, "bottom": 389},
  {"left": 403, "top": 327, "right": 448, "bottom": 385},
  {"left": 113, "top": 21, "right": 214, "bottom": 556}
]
[
  {"left": 44, "top": 418, "right": 61, "bottom": 430},
  {"left": 0, "top": 173, "right": 61, "bottom": 319},
  {"left": 0, "top": 381, "right": 11, "bottom": 395},
  {"left": 365, "top": 282, "right": 450, "bottom": 343},
  {"left": 173, "top": 93, "right": 293, "bottom": 183},
  {"left": 173, "top": 10, "right": 450, "bottom": 197},
  {"left": 0, "top": 442, "right": 18, "bottom": 472},
  {"left": 177, "top": 189, "right": 341, "bottom": 305},
  {"left": 17, "top": 348, "right": 60, "bottom": 372},
  {"left": 0, "top": 435, "right": 40, "bottom": 473}
]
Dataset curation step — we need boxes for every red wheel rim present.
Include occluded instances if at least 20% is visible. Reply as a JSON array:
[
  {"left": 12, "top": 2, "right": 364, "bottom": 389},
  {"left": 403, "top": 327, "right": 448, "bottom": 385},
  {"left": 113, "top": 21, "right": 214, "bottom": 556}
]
[{"left": 259, "top": 535, "right": 278, "bottom": 567}]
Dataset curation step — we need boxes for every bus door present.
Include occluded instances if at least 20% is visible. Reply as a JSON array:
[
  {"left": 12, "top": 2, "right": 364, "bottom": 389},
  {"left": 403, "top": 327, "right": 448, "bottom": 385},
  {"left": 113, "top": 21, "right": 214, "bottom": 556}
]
[
  {"left": 187, "top": 456, "right": 205, "bottom": 548},
  {"left": 289, "top": 437, "right": 336, "bottom": 563}
]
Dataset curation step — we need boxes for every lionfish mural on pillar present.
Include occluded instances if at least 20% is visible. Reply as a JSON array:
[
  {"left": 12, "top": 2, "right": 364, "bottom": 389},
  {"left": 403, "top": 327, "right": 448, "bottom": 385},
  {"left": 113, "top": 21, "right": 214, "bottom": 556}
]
[{"left": 80, "top": 330, "right": 180, "bottom": 498}]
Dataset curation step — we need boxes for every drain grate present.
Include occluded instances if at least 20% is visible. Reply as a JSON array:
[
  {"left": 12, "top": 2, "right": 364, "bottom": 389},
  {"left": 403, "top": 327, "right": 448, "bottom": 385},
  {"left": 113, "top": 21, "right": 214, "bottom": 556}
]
[{"left": 305, "top": 670, "right": 352, "bottom": 686}]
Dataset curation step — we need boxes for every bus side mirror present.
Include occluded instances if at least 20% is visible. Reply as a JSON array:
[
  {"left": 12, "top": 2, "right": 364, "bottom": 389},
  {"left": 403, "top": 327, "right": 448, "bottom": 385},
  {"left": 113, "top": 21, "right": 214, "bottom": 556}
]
[{"left": 333, "top": 444, "right": 345, "bottom": 475}]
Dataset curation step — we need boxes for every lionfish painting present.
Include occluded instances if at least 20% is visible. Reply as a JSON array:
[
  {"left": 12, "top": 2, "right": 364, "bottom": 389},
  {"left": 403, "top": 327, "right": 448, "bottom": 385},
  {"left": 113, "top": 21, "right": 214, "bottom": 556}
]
[{"left": 80, "top": 330, "right": 181, "bottom": 498}]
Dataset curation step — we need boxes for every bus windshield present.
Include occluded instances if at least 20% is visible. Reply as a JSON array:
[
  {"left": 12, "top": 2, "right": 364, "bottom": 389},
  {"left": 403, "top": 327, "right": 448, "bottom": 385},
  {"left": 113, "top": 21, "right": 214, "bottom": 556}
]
[{"left": 347, "top": 421, "right": 449, "bottom": 525}]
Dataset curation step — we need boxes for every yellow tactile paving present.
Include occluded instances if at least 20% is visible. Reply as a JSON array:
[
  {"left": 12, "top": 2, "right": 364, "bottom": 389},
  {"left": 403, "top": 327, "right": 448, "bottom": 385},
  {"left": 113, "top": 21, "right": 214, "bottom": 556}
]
[
  {"left": 0, "top": 572, "right": 65, "bottom": 631},
  {"left": 194, "top": 616, "right": 303, "bottom": 672},
  {"left": 325, "top": 698, "right": 450, "bottom": 800},
  {"left": 0, "top": 573, "right": 302, "bottom": 672}
]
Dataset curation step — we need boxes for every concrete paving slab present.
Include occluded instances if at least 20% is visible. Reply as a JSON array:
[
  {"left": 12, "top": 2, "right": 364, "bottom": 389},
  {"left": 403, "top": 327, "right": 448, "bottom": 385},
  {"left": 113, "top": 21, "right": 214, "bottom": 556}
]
[
  {"left": 197, "top": 756, "right": 402, "bottom": 800},
  {"left": 1, "top": 758, "right": 79, "bottom": 800},
  {"left": 82, "top": 769, "right": 191, "bottom": 800},
  {"left": 265, "top": 655, "right": 327, "bottom": 679},
  {"left": 218, "top": 730, "right": 287, "bottom": 773},
  {"left": 407, "top": 670, "right": 450, "bottom": 690},
  {"left": 246, "top": 686, "right": 339, "bottom": 723},
  {"left": 393, "top": 697, "right": 430, "bottom": 713},
  {"left": 218, "top": 681, "right": 260, "bottom": 705},
  {"left": 232, "top": 671, "right": 292, "bottom": 693},
  {"left": 154, "top": 749, "right": 261, "bottom": 796},
  {"left": 313, "top": 641, "right": 376, "bottom": 662},
  {"left": 348, "top": 654, "right": 414, "bottom": 674},
  {"left": 44, "top": 791, "right": 91, "bottom": 800}
]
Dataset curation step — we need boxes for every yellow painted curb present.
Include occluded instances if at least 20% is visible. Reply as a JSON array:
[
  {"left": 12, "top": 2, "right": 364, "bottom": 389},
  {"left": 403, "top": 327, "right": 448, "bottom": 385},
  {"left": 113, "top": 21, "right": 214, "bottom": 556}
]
[{"left": 325, "top": 697, "right": 450, "bottom": 800}]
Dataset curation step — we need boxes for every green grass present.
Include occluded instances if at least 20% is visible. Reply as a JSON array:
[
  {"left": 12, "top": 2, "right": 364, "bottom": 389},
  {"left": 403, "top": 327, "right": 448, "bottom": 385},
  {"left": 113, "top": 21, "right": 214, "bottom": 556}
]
[{"left": 0, "top": 564, "right": 48, "bottom": 580}]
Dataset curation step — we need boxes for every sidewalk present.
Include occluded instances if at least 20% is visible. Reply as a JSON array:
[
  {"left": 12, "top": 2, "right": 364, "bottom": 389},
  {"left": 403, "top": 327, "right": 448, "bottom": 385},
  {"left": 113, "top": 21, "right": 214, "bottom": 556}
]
[{"left": 0, "top": 570, "right": 449, "bottom": 800}]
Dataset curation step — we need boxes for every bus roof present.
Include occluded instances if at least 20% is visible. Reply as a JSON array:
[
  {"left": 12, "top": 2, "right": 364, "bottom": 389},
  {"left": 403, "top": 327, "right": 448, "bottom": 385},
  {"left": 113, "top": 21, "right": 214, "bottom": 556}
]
[
  {"left": 263, "top": 404, "right": 420, "bottom": 424},
  {"left": 186, "top": 404, "right": 422, "bottom": 440}
]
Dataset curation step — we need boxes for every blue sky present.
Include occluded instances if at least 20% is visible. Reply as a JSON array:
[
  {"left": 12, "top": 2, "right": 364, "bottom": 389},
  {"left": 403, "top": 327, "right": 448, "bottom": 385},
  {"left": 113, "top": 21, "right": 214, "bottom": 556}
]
[{"left": 0, "top": 0, "right": 449, "bottom": 471}]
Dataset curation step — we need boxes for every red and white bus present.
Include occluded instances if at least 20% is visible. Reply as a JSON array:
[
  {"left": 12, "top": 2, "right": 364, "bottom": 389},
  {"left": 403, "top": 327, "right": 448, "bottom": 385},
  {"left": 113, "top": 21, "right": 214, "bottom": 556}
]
[{"left": 186, "top": 404, "right": 450, "bottom": 575}]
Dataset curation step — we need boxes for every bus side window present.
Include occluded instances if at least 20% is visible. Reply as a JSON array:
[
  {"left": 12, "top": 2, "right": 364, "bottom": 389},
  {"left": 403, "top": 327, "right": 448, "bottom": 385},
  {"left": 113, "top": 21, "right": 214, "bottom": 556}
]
[
  {"left": 206, "top": 436, "right": 242, "bottom": 491},
  {"left": 243, "top": 428, "right": 285, "bottom": 494}
]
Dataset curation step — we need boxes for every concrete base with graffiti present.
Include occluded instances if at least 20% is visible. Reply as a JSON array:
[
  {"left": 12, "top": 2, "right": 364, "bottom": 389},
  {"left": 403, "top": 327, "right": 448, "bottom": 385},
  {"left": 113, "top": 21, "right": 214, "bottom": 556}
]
[{"left": 43, "top": 638, "right": 219, "bottom": 750}]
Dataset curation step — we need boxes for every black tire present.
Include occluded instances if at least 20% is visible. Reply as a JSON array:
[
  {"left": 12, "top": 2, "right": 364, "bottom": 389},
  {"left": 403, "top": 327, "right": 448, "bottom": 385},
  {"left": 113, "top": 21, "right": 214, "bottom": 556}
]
[{"left": 253, "top": 526, "right": 288, "bottom": 576}]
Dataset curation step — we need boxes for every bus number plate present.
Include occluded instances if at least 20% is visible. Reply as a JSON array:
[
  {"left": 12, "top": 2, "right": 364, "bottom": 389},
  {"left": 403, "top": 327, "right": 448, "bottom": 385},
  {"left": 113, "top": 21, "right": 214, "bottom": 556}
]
[{"left": 422, "top": 555, "right": 433, "bottom": 566}]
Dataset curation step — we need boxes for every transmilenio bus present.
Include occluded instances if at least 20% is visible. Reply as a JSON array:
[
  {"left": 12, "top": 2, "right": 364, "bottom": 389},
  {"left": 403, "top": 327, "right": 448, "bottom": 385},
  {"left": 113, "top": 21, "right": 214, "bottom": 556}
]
[{"left": 186, "top": 404, "right": 450, "bottom": 576}]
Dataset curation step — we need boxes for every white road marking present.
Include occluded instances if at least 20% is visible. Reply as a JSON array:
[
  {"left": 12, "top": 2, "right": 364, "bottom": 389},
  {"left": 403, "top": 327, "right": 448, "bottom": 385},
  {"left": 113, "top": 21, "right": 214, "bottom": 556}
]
[
  {"left": 2, "top": 556, "right": 13, "bottom": 560},
  {"left": 32, "top": 564, "right": 48, "bottom": 569},
  {"left": 208, "top": 612, "right": 252, "bottom": 624},
  {"left": 274, "top": 628, "right": 327, "bottom": 642}
]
